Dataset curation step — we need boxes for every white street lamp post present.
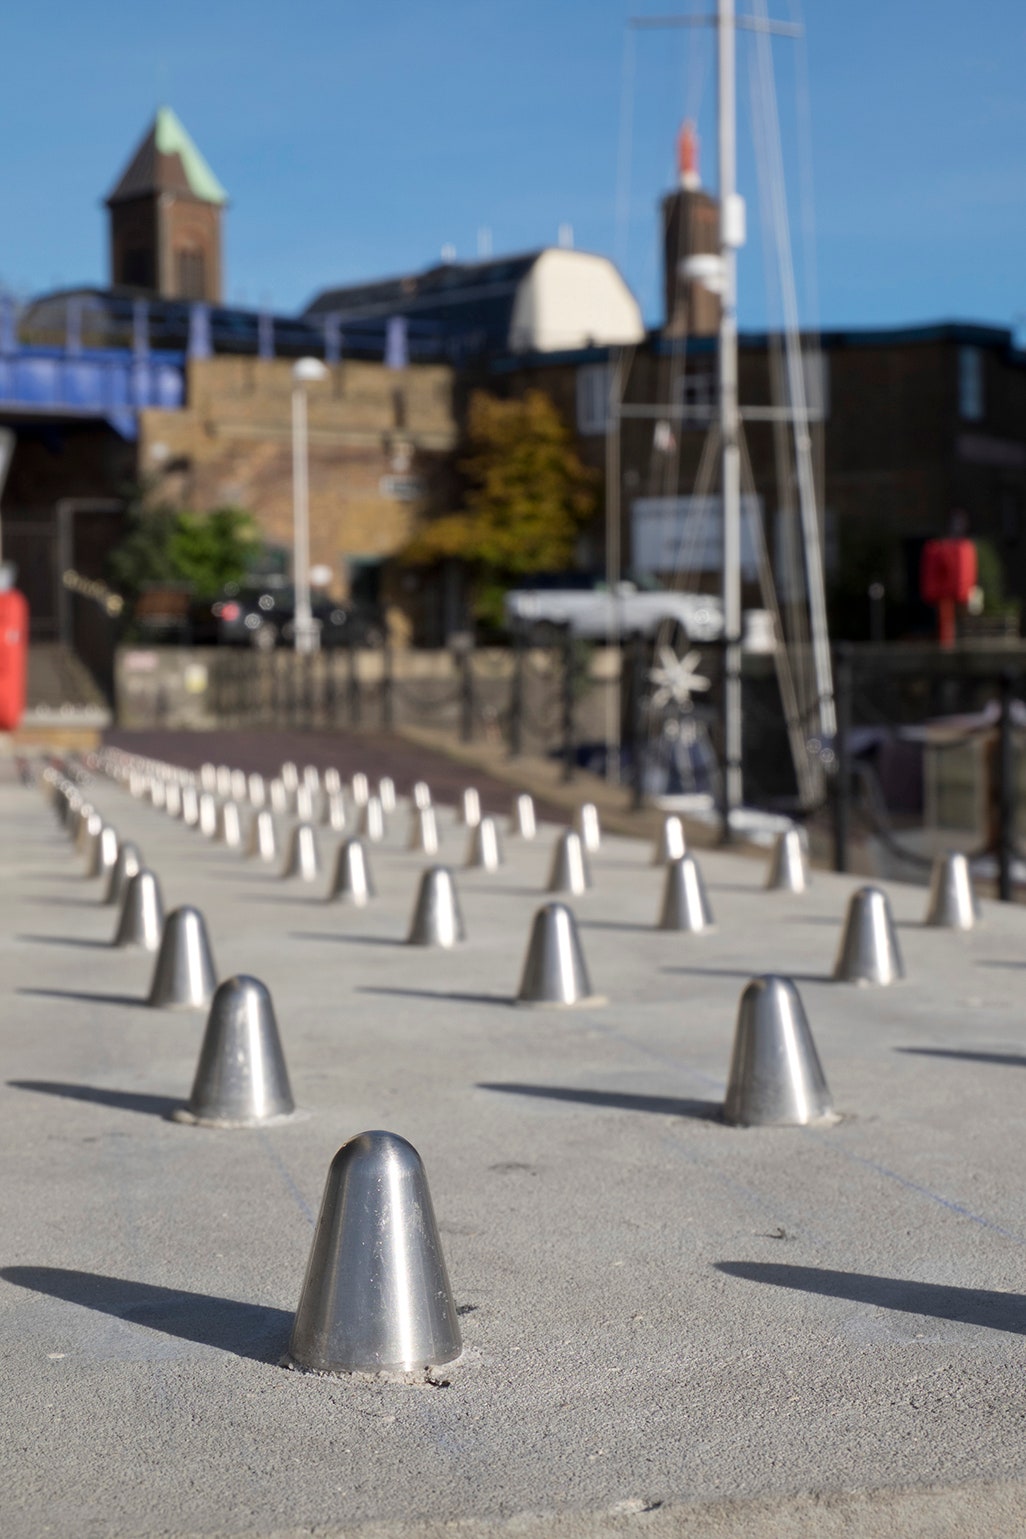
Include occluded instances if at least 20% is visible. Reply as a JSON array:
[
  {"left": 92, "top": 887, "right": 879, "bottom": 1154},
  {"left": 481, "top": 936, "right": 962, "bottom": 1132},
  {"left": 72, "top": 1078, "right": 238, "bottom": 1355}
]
[{"left": 291, "top": 357, "right": 329, "bottom": 654}]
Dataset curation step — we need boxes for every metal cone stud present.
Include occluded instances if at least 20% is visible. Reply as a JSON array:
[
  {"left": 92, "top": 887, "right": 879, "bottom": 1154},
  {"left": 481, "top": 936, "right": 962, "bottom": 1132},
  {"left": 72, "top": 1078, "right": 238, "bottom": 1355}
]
[
  {"left": 181, "top": 785, "right": 200, "bottom": 827},
  {"left": 269, "top": 778, "right": 289, "bottom": 814},
  {"left": 200, "top": 762, "right": 217, "bottom": 792},
  {"left": 87, "top": 824, "right": 119, "bottom": 880},
  {"left": 658, "top": 854, "right": 714, "bottom": 932},
  {"left": 407, "top": 866, "right": 465, "bottom": 947},
  {"left": 295, "top": 784, "right": 316, "bottom": 823},
  {"left": 722, "top": 975, "right": 835, "bottom": 1127},
  {"left": 165, "top": 782, "right": 182, "bottom": 819},
  {"left": 459, "top": 787, "right": 481, "bottom": 827},
  {"left": 833, "top": 885, "right": 905, "bottom": 985},
  {"left": 104, "top": 839, "right": 142, "bottom": 905},
  {"left": 408, "top": 805, "right": 439, "bottom": 854},
  {"left": 327, "top": 838, "right": 375, "bottom": 906},
  {"left": 378, "top": 776, "right": 396, "bottom": 813},
  {"left": 77, "top": 808, "right": 102, "bottom": 858},
  {"left": 359, "top": 796, "right": 385, "bottom": 843},
  {"left": 766, "top": 827, "right": 807, "bottom": 893},
  {"left": 281, "top": 761, "right": 299, "bottom": 793},
  {"left": 150, "top": 779, "right": 167, "bottom": 810},
  {"left": 509, "top": 792, "right": 537, "bottom": 840},
  {"left": 412, "top": 780, "right": 432, "bottom": 810},
  {"left": 215, "top": 765, "right": 232, "bottom": 798},
  {"left": 113, "top": 869, "right": 165, "bottom": 951},
  {"left": 248, "top": 773, "right": 266, "bottom": 808},
  {"left": 652, "top": 813, "right": 686, "bottom": 866},
  {"left": 351, "top": 772, "right": 370, "bottom": 807},
  {"left": 288, "top": 1130, "right": 462, "bottom": 1375},
  {"left": 546, "top": 829, "right": 591, "bottom": 895},
  {"left": 324, "top": 790, "right": 347, "bottom": 832},
  {"left": 174, "top": 976, "right": 295, "bottom": 1127},
  {"left": 303, "top": 764, "right": 320, "bottom": 793},
  {"left": 465, "top": 815, "right": 502, "bottom": 870},
  {"left": 217, "top": 800, "right": 244, "bottom": 849},
  {"left": 573, "top": 801, "right": 601, "bottom": 854},
  {"left": 147, "top": 905, "right": 218, "bottom": 1009},
  {"left": 516, "top": 901, "right": 599, "bottom": 1006},
  {"left": 231, "top": 769, "right": 248, "bottom": 802},
  {"left": 198, "top": 792, "right": 219, "bottom": 838},
  {"left": 282, "top": 822, "right": 321, "bottom": 881},
  {"left": 323, "top": 767, "right": 342, "bottom": 796},
  {"left": 924, "top": 852, "right": 978, "bottom": 930},
  {"left": 247, "top": 809, "right": 279, "bottom": 863}
]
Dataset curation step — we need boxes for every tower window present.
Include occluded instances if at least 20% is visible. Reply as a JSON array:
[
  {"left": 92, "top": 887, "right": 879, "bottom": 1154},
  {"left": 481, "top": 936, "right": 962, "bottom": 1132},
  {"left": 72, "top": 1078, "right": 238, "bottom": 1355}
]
[
  {"left": 123, "top": 248, "right": 155, "bottom": 289},
  {"left": 176, "top": 248, "right": 207, "bottom": 301}
]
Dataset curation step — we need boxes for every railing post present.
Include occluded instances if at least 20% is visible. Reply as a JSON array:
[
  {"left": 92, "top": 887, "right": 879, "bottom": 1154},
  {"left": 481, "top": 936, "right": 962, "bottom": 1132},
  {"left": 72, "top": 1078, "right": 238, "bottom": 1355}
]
[
  {"left": 382, "top": 636, "right": 394, "bottom": 730},
  {"left": 459, "top": 645, "right": 474, "bottom": 744},
  {"left": 998, "top": 669, "right": 1016, "bottom": 903},
  {"left": 561, "top": 622, "right": 575, "bottom": 783},
  {"left": 832, "top": 644, "right": 852, "bottom": 874},
  {"left": 508, "top": 620, "right": 524, "bottom": 758},
  {"left": 629, "top": 630, "right": 644, "bottom": 811},
  {"left": 347, "top": 640, "right": 361, "bottom": 727}
]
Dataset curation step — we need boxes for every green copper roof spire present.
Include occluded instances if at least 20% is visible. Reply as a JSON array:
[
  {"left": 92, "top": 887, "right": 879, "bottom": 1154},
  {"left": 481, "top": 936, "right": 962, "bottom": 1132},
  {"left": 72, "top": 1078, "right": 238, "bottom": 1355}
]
[{"left": 107, "top": 107, "right": 228, "bottom": 207}]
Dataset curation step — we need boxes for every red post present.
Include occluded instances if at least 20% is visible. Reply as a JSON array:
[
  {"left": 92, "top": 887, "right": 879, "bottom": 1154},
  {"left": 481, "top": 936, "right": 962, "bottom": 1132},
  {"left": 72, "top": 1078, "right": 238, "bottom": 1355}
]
[{"left": 0, "top": 588, "right": 28, "bottom": 730}]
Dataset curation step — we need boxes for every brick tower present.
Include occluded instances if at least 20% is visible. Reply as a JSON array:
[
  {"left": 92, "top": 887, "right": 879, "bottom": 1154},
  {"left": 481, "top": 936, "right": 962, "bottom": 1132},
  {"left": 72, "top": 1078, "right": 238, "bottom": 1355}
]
[
  {"left": 106, "top": 107, "right": 227, "bottom": 303},
  {"left": 661, "top": 121, "right": 720, "bottom": 337}
]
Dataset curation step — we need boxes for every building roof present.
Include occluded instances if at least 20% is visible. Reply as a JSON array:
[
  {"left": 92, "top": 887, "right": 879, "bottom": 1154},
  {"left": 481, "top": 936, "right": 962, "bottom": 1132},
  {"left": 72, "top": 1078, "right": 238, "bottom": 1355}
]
[{"left": 106, "top": 106, "right": 228, "bottom": 207}]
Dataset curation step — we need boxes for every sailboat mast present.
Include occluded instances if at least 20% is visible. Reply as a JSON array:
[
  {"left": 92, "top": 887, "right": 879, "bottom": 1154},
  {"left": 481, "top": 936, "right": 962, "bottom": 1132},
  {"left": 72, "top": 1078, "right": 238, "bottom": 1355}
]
[{"left": 718, "top": 0, "right": 744, "bottom": 827}]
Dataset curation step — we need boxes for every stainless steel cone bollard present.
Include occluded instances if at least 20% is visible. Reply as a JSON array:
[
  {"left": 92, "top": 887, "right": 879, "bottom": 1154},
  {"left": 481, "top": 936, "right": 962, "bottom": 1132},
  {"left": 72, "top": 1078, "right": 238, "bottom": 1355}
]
[
  {"left": 517, "top": 902, "right": 598, "bottom": 1006},
  {"left": 378, "top": 776, "right": 396, "bottom": 813},
  {"left": 248, "top": 773, "right": 266, "bottom": 808},
  {"left": 269, "top": 778, "right": 289, "bottom": 814},
  {"left": 658, "top": 855, "right": 714, "bottom": 932},
  {"left": 327, "top": 838, "right": 375, "bottom": 906},
  {"left": 323, "top": 767, "right": 342, "bottom": 796},
  {"left": 573, "top": 801, "right": 601, "bottom": 854},
  {"left": 281, "top": 761, "right": 299, "bottom": 793},
  {"left": 324, "top": 790, "right": 347, "bottom": 832},
  {"left": 652, "top": 814, "right": 686, "bottom": 866},
  {"left": 833, "top": 885, "right": 904, "bottom": 985},
  {"left": 150, "top": 779, "right": 166, "bottom": 810},
  {"left": 412, "top": 780, "right": 432, "bottom": 810},
  {"left": 113, "top": 869, "right": 165, "bottom": 951},
  {"left": 87, "top": 824, "right": 119, "bottom": 880},
  {"left": 358, "top": 796, "right": 385, "bottom": 843},
  {"left": 351, "top": 772, "right": 370, "bottom": 807},
  {"left": 215, "top": 765, "right": 232, "bottom": 798},
  {"left": 247, "top": 809, "right": 278, "bottom": 863},
  {"left": 408, "top": 805, "right": 439, "bottom": 855},
  {"left": 407, "top": 866, "right": 465, "bottom": 947},
  {"left": 78, "top": 809, "right": 102, "bottom": 859},
  {"left": 199, "top": 762, "right": 217, "bottom": 792},
  {"left": 282, "top": 822, "right": 321, "bottom": 882},
  {"left": 925, "top": 852, "right": 978, "bottom": 929},
  {"left": 181, "top": 785, "right": 200, "bottom": 827},
  {"left": 459, "top": 787, "right": 481, "bottom": 827},
  {"left": 165, "top": 782, "right": 182, "bottom": 819},
  {"left": 217, "top": 800, "right": 244, "bottom": 849},
  {"left": 198, "top": 792, "right": 219, "bottom": 838},
  {"left": 288, "top": 1130, "right": 461, "bottom": 1375},
  {"left": 465, "top": 815, "right": 502, "bottom": 871},
  {"left": 546, "top": 829, "right": 591, "bottom": 895},
  {"left": 174, "top": 976, "right": 295, "bottom": 1127},
  {"left": 509, "top": 792, "right": 537, "bottom": 840},
  {"left": 765, "top": 827, "right": 807, "bottom": 893},
  {"left": 104, "top": 840, "right": 142, "bottom": 905},
  {"left": 303, "top": 764, "right": 320, "bottom": 794},
  {"left": 231, "top": 769, "right": 248, "bottom": 802},
  {"left": 148, "top": 906, "right": 218, "bottom": 1009},
  {"left": 295, "top": 784, "right": 315, "bottom": 823},
  {"left": 722, "top": 976, "right": 835, "bottom": 1127}
]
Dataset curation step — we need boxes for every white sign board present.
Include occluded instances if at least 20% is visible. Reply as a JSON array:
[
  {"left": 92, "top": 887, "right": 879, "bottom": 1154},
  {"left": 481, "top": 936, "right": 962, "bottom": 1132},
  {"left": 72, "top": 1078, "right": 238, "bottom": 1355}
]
[{"left": 631, "top": 495, "right": 762, "bottom": 580}]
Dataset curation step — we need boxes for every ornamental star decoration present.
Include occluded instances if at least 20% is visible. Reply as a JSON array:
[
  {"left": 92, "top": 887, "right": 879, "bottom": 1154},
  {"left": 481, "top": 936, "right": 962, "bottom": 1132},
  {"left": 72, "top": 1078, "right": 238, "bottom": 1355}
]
[{"left": 648, "top": 646, "right": 711, "bottom": 712}]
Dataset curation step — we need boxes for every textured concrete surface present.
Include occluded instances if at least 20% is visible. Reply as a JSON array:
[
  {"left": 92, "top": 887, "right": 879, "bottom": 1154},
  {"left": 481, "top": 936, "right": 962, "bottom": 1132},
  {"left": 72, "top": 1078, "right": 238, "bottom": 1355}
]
[{"left": 4, "top": 760, "right": 1026, "bottom": 1538}]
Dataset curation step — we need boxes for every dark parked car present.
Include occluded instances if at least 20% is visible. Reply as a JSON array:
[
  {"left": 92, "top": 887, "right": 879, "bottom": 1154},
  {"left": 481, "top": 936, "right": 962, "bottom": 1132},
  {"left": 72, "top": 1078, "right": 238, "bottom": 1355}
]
[{"left": 192, "top": 580, "right": 386, "bottom": 649}]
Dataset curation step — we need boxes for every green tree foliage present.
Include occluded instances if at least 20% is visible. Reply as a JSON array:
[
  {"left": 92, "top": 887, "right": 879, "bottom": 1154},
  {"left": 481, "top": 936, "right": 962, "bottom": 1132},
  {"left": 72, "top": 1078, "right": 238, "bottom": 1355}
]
[
  {"left": 108, "top": 493, "right": 260, "bottom": 603},
  {"left": 403, "top": 390, "right": 598, "bottom": 624}
]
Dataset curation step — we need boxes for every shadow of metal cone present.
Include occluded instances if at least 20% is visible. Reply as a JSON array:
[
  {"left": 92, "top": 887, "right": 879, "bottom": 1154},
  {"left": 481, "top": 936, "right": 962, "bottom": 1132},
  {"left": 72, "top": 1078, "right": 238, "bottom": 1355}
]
[
  {"left": 323, "top": 791, "right": 347, "bottom": 831},
  {"left": 833, "top": 886, "right": 904, "bottom": 984},
  {"left": 722, "top": 975, "right": 835, "bottom": 1126},
  {"left": 282, "top": 823, "right": 321, "bottom": 881},
  {"left": 546, "top": 830, "right": 591, "bottom": 894},
  {"left": 573, "top": 802, "right": 601, "bottom": 853},
  {"left": 351, "top": 772, "right": 369, "bottom": 807},
  {"left": 198, "top": 793, "right": 219, "bottom": 838},
  {"left": 328, "top": 838, "right": 375, "bottom": 906},
  {"left": 652, "top": 814, "right": 686, "bottom": 866},
  {"left": 87, "top": 825, "right": 119, "bottom": 880},
  {"left": 174, "top": 975, "right": 295, "bottom": 1127},
  {"left": 379, "top": 777, "right": 396, "bottom": 813},
  {"left": 516, "top": 902, "right": 598, "bottom": 1006},
  {"left": 408, "top": 806, "right": 439, "bottom": 854},
  {"left": 658, "top": 855, "right": 714, "bottom": 931},
  {"left": 359, "top": 796, "right": 385, "bottom": 843},
  {"left": 288, "top": 1130, "right": 461, "bottom": 1375},
  {"left": 407, "top": 866, "right": 465, "bottom": 947},
  {"left": 459, "top": 787, "right": 481, "bottom": 827},
  {"left": 247, "top": 809, "right": 278, "bottom": 862},
  {"left": 217, "top": 801, "right": 244, "bottom": 848},
  {"left": 181, "top": 786, "right": 200, "bottom": 827},
  {"left": 114, "top": 869, "right": 165, "bottom": 951},
  {"left": 765, "top": 828, "right": 807, "bottom": 893},
  {"left": 925, "top": 852, "right": 978, "bottom": 929},
  {"left": 148, "top": 906, "right": 218, "bottom": 1009},
  {"left": 104, "top": 840, "right": 142, "bottom": 905},
  {"left": 413, "top": 780, "right": 432, "bottom": 809},
  {"left": 509, "top": 793, "right": 536, "bottom": 839},
  {"left": 465, "top": 816, "right": 502, "bottom": 870}
]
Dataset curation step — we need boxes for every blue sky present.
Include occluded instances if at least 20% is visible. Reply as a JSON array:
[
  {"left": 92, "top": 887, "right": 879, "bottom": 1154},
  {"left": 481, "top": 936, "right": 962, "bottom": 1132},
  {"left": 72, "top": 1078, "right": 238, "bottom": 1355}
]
[{"left": 2, "top": 0, "right": 1023, "bottom": 332}]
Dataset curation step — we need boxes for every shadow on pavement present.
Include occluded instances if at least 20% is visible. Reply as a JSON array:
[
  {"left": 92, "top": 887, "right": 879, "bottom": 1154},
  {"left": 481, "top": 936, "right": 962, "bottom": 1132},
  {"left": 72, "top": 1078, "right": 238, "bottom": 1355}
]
[
  {"left": 1, "top": 1267, "right": 291, "bottom": 1362},
  {"left": 359, "top": 985, "right": 511, "bottom": 1007},
  {"left": 714, "top": 1261, "right": 1026, "bottom": 1335},
  {"left": 291, "top": 932, "right": 404, "bottom": 948},
  {"left": 8, "top": 1080, "right": 181, "bottom": 1118},
  {"left": 17, "top": 934, "right": 112, "bottom": 950},
  {"left": 896, "top": 1047, "right": 1026, "bottom": 1070},
  {"left": 479, "top": 1082, "right": 720, "bottom": 1120},
  {"left": 661, "top": 965, "right": 834, "bottom": 985},
  {"left": 17, "top": 987, "right": 143, "bottom": 1009}
]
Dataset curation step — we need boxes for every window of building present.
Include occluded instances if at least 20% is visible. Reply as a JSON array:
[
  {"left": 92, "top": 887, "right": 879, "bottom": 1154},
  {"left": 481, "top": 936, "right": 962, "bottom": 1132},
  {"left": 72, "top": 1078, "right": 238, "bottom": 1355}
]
[
  {"left": 672, "top": 370, "right": 716, "bottom": 422},
  {"left": 958, "top": 346, "right": 985, "bottom": 422},
  {"left": 576, "top": 363, "right": 611, "bottom": 435},
  {"left": 176, "top": 248, "right": 207, "bottom": 301},
  {"left": 123, "top": 248, "right": 154, "bottom": 289}
]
